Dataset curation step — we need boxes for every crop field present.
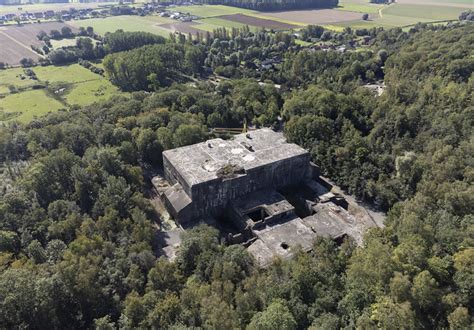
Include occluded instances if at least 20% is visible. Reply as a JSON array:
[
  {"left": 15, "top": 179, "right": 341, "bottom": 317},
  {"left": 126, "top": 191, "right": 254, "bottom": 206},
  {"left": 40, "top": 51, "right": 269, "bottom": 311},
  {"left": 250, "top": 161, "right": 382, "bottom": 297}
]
[
  {"left": 397, "top": 0, "right": 474, "bottom": 7},
  {"left": 337, "top": 0, "right": 382, "bottom": 13},
  {"left": 0, "top": 64, "right": 122, "bottom": 123},
  {"left": 0, "top": 21, "right": 77, "bottom": 65},
  {"left": 196, "top": 17, "right": 259, "bottom": 32},
  {"left": 0, "top": 2, "right": 119, "bottom": 14},
  {"left": 261, "top": 9, "right": 365, "bottom": 25},
  {"left": 172, "top": 4, "right": 257, "bottom": 18},
  {"left": 218, "top": 14, "right": 298, "bottom": 29},
  {"left": 70, "top": 15, "right": 173, "bottom": 38},
  {"left": 0, "top": 31, "right": 41, "bottom": 66},
  {"left": 330, "top": 0, "right": 472, "bottom": 29},
  {"left": 70, "top": 12, "right": 263, "bottom": 37},
  {"left": 160, "top": 21, "right": 206, "bottom": 35}
]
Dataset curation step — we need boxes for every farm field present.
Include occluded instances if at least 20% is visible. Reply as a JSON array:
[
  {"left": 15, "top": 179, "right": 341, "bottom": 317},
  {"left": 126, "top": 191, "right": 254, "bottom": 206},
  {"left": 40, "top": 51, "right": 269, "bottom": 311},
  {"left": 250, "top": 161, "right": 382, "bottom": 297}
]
[
  {"left": 69, "top": 11, "right": 292, "bottom": 37},
  {"left": 382, "top": 3, "right": 466, "bottom": 20},
  {"left": 196, "top": 17, "right": 259, "bottom": 32},
  {"left": 218, "top": 14, "right": 298, "bottom": 29},
  {"left": 337, "top": 0, "right": 382, "bottom": 14},
  {"left": 396, "top": 0, "right": 474, "bottom": 7},
  {"left": 0, "top": 21, "right": 77, "bottom": 65},
  {"left": 0, "top": 31, "right": 41, "bottom": 66},
  {"left": 70, "top": 15, "right": 173, "bottom": 38},
  {"left": 172, "top": 4, "right": 257, "bottom": 18},
  {"left": 261, "top": 8, "right": 366, "bottom": 25},
  {"left": 0, "top": 2, "right": 119, "bottom": 14},
  {"left": 159, "top": 21, "right": 206, "bottom": 35},
  {"left": 0, "top": 64, "right": 122, "bottom": 123}
]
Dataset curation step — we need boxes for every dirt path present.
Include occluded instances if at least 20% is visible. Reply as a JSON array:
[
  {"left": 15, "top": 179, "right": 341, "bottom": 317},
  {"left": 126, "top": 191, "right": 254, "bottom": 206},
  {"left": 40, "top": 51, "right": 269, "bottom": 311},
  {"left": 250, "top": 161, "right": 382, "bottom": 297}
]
[{"left": 0, "top": 30, "right": 44, "bottom": 59}]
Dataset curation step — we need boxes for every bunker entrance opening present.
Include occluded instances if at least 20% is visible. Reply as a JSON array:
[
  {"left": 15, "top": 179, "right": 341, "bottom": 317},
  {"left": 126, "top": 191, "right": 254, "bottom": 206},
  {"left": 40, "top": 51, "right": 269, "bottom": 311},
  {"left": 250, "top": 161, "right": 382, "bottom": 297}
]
[{"left": 247, "top": 207, "right": 269, "bottom": 221}]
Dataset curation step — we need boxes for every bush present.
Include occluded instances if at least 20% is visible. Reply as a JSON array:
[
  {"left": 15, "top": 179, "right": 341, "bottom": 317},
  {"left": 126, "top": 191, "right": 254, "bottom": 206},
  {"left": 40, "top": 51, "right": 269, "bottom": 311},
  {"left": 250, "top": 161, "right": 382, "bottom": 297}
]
[{"left": 19, "top": 58, "right": 35, "bottom": 68}]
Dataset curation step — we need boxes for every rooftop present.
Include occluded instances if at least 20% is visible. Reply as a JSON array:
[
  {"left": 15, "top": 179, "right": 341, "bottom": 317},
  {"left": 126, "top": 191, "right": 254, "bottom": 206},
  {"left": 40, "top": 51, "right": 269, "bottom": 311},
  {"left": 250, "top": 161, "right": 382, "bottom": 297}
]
[{"left": 163, "top": 128, "right": 308, "bottom": 186}]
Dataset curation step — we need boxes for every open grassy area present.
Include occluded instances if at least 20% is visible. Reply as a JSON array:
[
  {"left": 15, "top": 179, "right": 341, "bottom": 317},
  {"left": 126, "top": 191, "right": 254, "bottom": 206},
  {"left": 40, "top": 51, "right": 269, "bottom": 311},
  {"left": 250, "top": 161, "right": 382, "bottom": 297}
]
[
  {"left": 337, "top": 0, "right": 382, "bottom": 14},
  {"left": 0, "top": 64, "right": 122, "bottom": 123},
  {"left": 0, "top": 89, "right": 65, "bottom": 123},
  {"left": 0, "top": 67, "right": 40, "bottom": 94},
  {"left": 34, "top": 64, "right": 102, "bottom": 83},
  {"left": 70, "top": 15, "right": 173, "bottom": 38},
  {"left": 50, "top": 37, "right": 86, "bottom": 49},
  {"left": 64, "top": 79, "right": 121, "bottom": 106},
  {"left": 382, "top": 4, "right": 465, "bottom": 20}
]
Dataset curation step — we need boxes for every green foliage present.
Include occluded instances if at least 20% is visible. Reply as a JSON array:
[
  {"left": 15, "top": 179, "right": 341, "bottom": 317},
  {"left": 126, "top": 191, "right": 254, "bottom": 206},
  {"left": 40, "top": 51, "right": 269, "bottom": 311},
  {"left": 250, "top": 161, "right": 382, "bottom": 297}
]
[
  {"left": 0, "top": 23, "right": 472, "bottom": 329},
  {"left": 104, "top": 30, "right": 166, "bottom": 53},
  {"left": 103, "top": 44, "right": 205, "bottom": 91},
  {"left": 247, "top": 299, "right": 297, "bottom": 330}
]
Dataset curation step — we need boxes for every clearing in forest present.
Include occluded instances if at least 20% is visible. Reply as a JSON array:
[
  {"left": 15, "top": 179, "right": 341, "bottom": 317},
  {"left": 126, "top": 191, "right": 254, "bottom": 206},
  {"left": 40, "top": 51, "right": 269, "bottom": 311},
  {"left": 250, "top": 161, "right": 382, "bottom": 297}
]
[{"left": 0, "top": 64, "right": 122, "bottom": 123}]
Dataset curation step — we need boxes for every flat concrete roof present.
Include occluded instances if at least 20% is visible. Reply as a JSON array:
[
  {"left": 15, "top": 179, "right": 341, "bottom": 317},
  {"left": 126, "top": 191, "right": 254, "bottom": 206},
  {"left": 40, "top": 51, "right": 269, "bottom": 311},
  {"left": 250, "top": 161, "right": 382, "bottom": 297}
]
[{"left": 163, "top": 128, "right": 308, "bottom": 186}]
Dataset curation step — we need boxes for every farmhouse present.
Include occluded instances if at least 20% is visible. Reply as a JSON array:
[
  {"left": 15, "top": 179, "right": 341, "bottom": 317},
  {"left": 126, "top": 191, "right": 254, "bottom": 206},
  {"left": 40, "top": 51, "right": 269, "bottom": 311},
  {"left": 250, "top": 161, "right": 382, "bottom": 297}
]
[{"left": 153, "top": 129, "right": 380, "bottom": 266}]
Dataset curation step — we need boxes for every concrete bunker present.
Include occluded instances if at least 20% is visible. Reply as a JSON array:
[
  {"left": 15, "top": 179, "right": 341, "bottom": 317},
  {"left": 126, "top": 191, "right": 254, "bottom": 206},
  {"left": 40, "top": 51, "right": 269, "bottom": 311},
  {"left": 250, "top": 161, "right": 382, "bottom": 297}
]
[{"left": 153, "top": 128, "right": 382, "bottom": 266}]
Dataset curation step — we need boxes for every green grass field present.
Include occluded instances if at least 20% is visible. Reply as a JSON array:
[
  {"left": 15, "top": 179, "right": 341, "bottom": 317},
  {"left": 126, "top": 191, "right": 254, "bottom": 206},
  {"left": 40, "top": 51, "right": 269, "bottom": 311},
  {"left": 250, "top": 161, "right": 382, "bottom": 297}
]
[
  {"left": 332, "top": 0, "right": 469, "bottom": 29},
  {"left": 382, "top": 4, "right": 465, "bottom": 20},
  {"left": 64, "top": 79, "right": 120, "bottom": 106},
  {"left": 0, "top": 68, "right": 40, "bottom": 94},
  {"left": 0, "top": 89, "right": 64, "bottom": 123},
  {"left": 70, "top": 15, "right": 173, "bottom": 38},
  {"left": 0, "top": 64, "right": 122, "bottom": 123},
  {"left": 34, "top": 64, "right": 103, "bottom": 83},
  {"left": 337, "top": 0, "right": 382, "bottom": 14}
]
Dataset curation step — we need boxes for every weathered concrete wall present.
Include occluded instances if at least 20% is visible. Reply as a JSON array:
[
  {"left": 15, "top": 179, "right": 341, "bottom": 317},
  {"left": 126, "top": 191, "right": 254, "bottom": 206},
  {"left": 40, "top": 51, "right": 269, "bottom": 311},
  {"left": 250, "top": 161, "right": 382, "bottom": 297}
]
[
  {"left": 188, "top": 153, "right": 311, "bottom": 219},
  {"left": 163, "top": 153, "right": 192, "bottom": 196}
]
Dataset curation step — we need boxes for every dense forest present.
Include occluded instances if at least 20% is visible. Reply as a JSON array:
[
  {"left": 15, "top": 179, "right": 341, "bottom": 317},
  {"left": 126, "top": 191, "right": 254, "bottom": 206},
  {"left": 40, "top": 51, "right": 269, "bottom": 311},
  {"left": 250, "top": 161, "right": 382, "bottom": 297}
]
[{"left": 0, "top": 22, "right": 473, "bottom": 329}]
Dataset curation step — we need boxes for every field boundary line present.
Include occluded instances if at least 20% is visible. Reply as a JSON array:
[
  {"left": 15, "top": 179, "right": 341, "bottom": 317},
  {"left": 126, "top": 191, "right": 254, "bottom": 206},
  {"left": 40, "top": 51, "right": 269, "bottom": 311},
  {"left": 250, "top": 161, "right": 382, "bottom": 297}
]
[{"left": 0, "top": 31, "right": 45, "bottom": 59}]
